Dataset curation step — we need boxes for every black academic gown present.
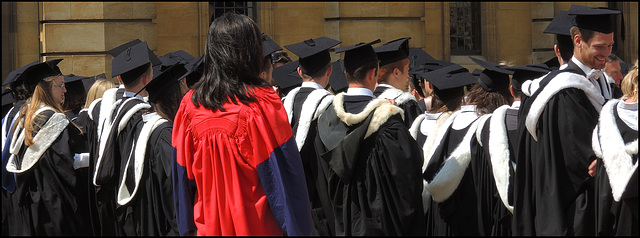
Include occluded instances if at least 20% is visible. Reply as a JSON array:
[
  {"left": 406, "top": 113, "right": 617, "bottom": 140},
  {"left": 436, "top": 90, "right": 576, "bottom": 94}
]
[
  {"left": 469, "top": 105, "right": 517, "bottom": 236},
  {"left": 315, "top": 94, "right": 425, "bottom": 236},
  {"left": 374, "top": 86, "right": 422, "bottom": 128},
  {"left": 115, "top": 114, "right": 178, "bottom": 236},
  {"left": 513, "top": 61, "right": 600, "bottom": 236},
  {"left": 423, "top": 110, "right": 483, "bottom": 236},
  {"left": 86, "top": 87, "right": 125, "bottom": 236},
  {"left": 66, "top": 109, "right": 94, "bottom": 235},
  {"left": 593, "top": 99, "right": 638, "bottom": 236},
  {"left": 5, "top": 108, "right": 87, "bottom": 235},
  {"left": 1, "top": 100, "right": 25, "bottom": 236},
  {"left": 284, "top": 86, "right": 335, "bottom": 236},
  {"left": 94, "top": 96, "right": 149, "bottom": 236}
]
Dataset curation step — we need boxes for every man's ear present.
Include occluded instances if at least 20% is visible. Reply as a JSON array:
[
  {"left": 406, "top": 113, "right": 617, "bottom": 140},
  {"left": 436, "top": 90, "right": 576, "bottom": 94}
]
[
  {"left": 554, "top": 44, "right": 562, "bottom": 58},
  {"left": 574, "top": 34, "right": 582, "bottom": 49},
  {"left": 326, "top": 65, "right": 333, "bottom": 78},
  {"left": 297, "top": 66, "right": 305, "bottom": 78}
]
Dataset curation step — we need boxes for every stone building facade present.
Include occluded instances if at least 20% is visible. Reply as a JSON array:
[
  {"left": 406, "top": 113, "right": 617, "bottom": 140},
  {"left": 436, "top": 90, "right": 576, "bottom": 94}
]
[{"left": 2, "top": 2, "right": 638, "bottom": 82}]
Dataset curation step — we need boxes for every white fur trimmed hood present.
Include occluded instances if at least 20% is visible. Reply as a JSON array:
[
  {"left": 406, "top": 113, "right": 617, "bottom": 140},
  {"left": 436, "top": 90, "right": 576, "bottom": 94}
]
[
  {"left": 591, "top": 99, "right": 638, "bottom": 202},
  {"left": 526, "top": 71, "right": 605, "bottom": 141},
  {"left": 333, "top": 93, "right": 404, "bottom": 139},
  {"left": 7, "top": 106, "right": 69, "bottom": 173},
  {"left": 377, "top": 87, "right": 416, "bottom": 105}
]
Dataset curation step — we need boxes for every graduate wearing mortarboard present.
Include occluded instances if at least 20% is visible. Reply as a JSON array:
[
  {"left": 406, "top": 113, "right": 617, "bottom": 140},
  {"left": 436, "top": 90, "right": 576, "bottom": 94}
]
[
  {"left": 469, "top": 63, "right": 550, "bottom": 236},
  {"left": 373, "top": 37, "right": 423, "bottom": 128},
  {"left": 4, "top": 59, "right": 91, "bottom": 235},
  {"left": 281, "top": 36, "right": 341, "bottom": 236},
  {"left": 314, "top": 39, "right": 426, "bottom": 235},
  {"left": 512, "top": 4, "right": 621, "bottom": 236},
  {"left": 113, "top": 62, "right": 187, "bottom": 236},
  {"left": 89, "top": 40, "right": 160, "bottom": 236}
]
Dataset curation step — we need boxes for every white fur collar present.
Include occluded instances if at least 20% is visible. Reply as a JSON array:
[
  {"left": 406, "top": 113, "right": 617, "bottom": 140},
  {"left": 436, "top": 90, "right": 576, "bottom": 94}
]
[
  {"left": 98, "top": 87, "right": 119, "bottom": 138},
  {"left": 117, "top": 114, "right": 167, "bottom": 205},
  {"left": 333, "top": 93, "right": 404, "bottom": 139},
  {"left": 521, "top": 72, "right": 551, "bottom": 97},
  {"left": 294, "top": 89, "right": 334, "bottom": 151},
  {"left": 7, "top": 106, "right": 68, "bottom": 173},
  {"left": 419, "top": 111, "right": 453, "bottom": 213},
  {"left": 94, "top": 97, "right": 150, "bottom": 186},
  {"left": 422, "top": 111, "right": 457, "bottom": 173},
  {"left": 526, "top": 71, "right": 605, "bottom": 141},
  {"left": 282, "top": 87, "right": 302, "bottom": 123},
  {"left": 87, "top": 97, "right": 102, "bottom": 121},
  {"left": 591, "top": 99, "right": 638, "bottom": 202},
  {"left": 487, "top": 105, "right": 514, "bottom": 213},
  {"left": 409, "top": 114, "right": 426, "bottom": 140},
  {"left": 425, "top": 114, "right": 491, "bottom": 202},
  {"left": 377, "top": 87, "right": 416, "bottom": 105}
]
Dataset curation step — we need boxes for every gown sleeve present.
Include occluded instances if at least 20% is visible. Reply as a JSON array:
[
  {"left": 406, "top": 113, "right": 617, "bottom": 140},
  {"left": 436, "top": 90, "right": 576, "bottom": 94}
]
[{"left": 171, "top": 107, "right": 198, "bottom": 236}]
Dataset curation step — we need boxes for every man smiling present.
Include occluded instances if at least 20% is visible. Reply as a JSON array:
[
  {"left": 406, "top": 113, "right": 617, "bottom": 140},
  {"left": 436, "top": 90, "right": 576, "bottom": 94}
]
[{"left": 512, "top": 4, "right": 621, "bottom": 236}]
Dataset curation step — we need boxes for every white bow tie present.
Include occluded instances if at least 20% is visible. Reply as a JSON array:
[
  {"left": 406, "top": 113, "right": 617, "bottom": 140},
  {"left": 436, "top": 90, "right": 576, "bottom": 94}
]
[{"left": 587, "top": 69, "right": 604, "bottom": 81}]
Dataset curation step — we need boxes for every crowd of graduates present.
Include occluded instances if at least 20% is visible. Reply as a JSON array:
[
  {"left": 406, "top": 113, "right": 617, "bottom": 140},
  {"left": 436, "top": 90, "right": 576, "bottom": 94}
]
[{"left": 1, "top": 4, "right": 637, "bottom": 236}]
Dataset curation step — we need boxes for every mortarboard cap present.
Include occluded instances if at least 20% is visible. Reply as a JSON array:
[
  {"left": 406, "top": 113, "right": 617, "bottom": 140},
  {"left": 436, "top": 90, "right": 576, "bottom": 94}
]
[
  {"left": 408, "top": 48, "right": 436, "bottom": 69},
  {"left": 471, "top": 68, "right": 483, "bottom": 78},
  {"left": 141, "top": 63, "right": 188, "bottom": 103},
  {"left": 543, "top": 57, "right": 560, "bottom": 71},
  {"left": 272, "top": 60, "right": 302, "bottom": 94},
  {"left": 544, "top": 11, "right": 575, "bottom": 36},
  {"left": 112, "top": 42, "right": 153, "bottom": 84},
  {"left": 18, "top": 59, "right": 63, "bottom": 94},
  {"left": 505, "top": 64, "right": 551, "bottom": 91},
  {"left": 2, "top": 88, "right": 14, "bottom": 107},
  {"left": 470, "top": 57, "right": 514, "bottom": 92},
  {"left": 334, "top": 39, "right": 381, "bottom": 72},
  {"left": 64, "top": 74, "right": 89, "bottom": 84},
  {"left": 108, "top": 39, "right": 142, "bottom": 57},
  {"left": 3, "top": 61, "right": 39, "bottom": 86},
  {"left": 159, "top": 50, "right": 195, "bottom": 70},
  {"left": 108, "top": 39, "right": 161, "bottom": 67},
  {"left": 82, "top": 74, "right": 102, "bottom": 92},
  {"left": 374, "top": 37, "right": 411, "bottom": 67},
  {"left": 184, "top": 55, "right": 204, "bottom": 87},
  {"left": 329, "top": 59, "right": 349, "bottom": 94},
  {"left": 568, "top": 5, "right": 621, "bottom": 34},
  {"left": 64, "top": 74, "right": 93, "bottom": 92},
  {"left": 263, "top": 34, "right": 283, "bottom": 58},
  {"left": 409, "top": 65, "right": 426, "bottom": 98},
  {"left": 422, "top": 58, "right": 455, "bottom": 72},
  {"left": 285, "top": 37, "right": 341, "bottom": 76},
  {"left": 423, "top": 64, "right": 477, "bottom": 101}
]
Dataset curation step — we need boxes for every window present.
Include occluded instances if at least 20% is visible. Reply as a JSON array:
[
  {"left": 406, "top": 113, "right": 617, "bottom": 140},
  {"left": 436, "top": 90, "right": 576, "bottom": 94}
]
[
  {"left": 210, "top": 2, "right": 257, "bottom": 24},
  {"left": 450, "top": 2, "right": 481, "bottom": 55}
]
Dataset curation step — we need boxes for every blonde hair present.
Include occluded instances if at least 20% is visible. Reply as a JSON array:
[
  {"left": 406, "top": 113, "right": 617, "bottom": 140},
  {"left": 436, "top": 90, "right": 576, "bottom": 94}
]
[
  {"left": 620, "top": 59, "right": 638, "bottom": 101},
  {"left": 84, "top": 79, "right": 118, "bottom": 108},
  {"left": 12, "top": 75, "right": 80, "bottom": 146}
]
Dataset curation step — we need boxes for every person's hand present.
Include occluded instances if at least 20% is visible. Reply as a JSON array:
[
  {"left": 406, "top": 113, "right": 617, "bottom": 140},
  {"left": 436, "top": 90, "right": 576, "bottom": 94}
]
[
  {"left": 385, "top": 98, "right": 396, "bottom": 105},
  {"left": 588, "top": 159, "right": 597, "bottom": 177}
]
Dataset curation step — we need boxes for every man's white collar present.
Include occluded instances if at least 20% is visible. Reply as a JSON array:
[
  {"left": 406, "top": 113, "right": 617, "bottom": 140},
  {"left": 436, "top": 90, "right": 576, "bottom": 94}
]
[
  {"left": 571, "top": 56, "right": 595, "bottom": 75},
  {"left": 301, "top": 81, "right": 324, "bottom": 90},
  {"left": 377, "top": 84, "right": 394, "bottom": 89},
  {"left": 511, "top": 100, "right": 521, "bottom": 109},
  {"left": 123, "top": 90, "right": 144, "bottom": 100},
  {"left": 346, "top": 87, "right": 374, "bottom": 97}
]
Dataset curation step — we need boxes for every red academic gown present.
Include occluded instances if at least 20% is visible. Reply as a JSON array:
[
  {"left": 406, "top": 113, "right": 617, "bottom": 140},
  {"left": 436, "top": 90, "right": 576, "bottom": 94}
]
[{"left": 172, "top": 87, "right": 314, "bottom": 236}]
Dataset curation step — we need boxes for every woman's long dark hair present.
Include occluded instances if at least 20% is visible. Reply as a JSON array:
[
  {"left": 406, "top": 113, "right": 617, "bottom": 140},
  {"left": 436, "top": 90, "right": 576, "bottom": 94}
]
[{"left": 191, "top": 12, "right": 268, "bottom": 111}]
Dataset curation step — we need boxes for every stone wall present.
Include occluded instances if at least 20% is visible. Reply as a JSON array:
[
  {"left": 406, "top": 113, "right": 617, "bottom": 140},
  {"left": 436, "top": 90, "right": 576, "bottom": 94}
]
[{"left": 4, "top": 1, "right": 638, "bottom": 82}]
